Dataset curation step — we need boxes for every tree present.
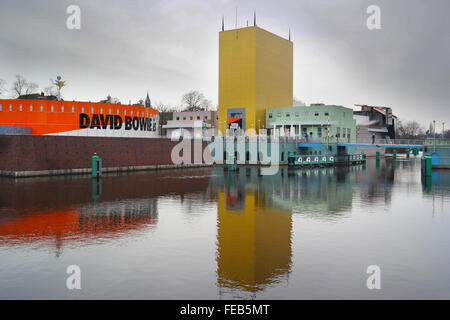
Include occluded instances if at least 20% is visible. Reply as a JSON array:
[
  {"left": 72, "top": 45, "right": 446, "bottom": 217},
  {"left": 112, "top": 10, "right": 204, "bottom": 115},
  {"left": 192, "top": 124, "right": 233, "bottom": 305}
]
[
  {"left": 155, "top": 101, "right": 176, "bottom": 113},
  {"left": 443, "top": 129, "right": 450, "bottom": 139},
  {"left": 397, "top": 120, "right": 424, "bottom": 138},
  {"left": 181, "top": 90, "right": 211, "bottom": 111},
  {"left": 11, "top": 74, "right": 38, "bottom": 97},
  {"left": 0, "top": 78, "right": 5, "bottom": 96}
]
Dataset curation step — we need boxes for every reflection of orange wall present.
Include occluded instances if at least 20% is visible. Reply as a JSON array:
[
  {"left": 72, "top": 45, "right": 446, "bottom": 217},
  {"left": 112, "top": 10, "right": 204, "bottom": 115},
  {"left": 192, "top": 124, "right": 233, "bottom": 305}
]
[
  {"left": 0, "top": 209, "right": 80, "bottom": 242},
  {"left": 216, "top": 189, "right": 292, "bottom": 292},
  {"left": 0, "top": 206, "right": 156, "bottom": 246},
  {"left": 0, "top": 99, "right": 158, "bottom": 135}
]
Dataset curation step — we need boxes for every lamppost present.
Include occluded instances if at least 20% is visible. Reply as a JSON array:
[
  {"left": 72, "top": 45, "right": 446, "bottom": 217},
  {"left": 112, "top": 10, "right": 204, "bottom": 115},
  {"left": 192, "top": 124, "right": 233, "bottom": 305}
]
[
  {"left": 433, "top": 120, "right": 436, "bottom": 152},
  {"left": 443, "top": 122, "right": 446, "bottom": 139}
]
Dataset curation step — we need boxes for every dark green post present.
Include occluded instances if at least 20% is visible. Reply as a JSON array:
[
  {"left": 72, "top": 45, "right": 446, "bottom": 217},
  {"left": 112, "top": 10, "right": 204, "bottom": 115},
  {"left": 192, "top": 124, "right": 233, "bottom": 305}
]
[
  {"left": 288, "top": 152, "right": 295, "bottom": 166},
  {"left": 425, "top": 154, "right": 432, "bottom": 176},
  {"left": 376, "top": 150, "right": 380, "bottom": 162},
  {"left": 393, "top": 149, "right": 397, "bottom": 160},
  {"left": 92, "top": 152, "right": 101, "bottom": 177},
  {"left": 361, "top": 152, "right": 366, "bottom": 160},
  {"left": 406, "top": 148, "right": 410, "bottom": 160}
]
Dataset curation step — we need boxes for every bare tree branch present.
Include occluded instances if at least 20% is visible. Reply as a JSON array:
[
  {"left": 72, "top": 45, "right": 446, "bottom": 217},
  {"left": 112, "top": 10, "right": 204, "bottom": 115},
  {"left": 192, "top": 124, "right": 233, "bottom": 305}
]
[
  {"left": 397, "top": 120, "right": 424, "bottom": 138},
  {"left": 0, "top": 78, "right": 5, "bottom": 96},
  {"left": 155, "top": 101, "right": 176, "bottom": 113},
  {"left": 11, "top": 74, "right": 38, "bottom": 97},
  {"left": 181, "top": 90, "right": 211, "bottom": 111}
]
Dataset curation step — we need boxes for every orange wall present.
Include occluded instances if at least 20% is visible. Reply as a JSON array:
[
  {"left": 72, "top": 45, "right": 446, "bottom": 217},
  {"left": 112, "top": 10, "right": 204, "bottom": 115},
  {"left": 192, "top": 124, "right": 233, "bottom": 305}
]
[{"left": 0, "top": 99, "right": 159, "bottom": 135}]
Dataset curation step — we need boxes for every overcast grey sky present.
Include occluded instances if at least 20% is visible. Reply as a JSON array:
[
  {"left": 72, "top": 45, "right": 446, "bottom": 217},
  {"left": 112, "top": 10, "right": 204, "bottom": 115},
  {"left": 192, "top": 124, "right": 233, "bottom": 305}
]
[{"left": 0, "top": 0, "right": 449, "bottom": 127}]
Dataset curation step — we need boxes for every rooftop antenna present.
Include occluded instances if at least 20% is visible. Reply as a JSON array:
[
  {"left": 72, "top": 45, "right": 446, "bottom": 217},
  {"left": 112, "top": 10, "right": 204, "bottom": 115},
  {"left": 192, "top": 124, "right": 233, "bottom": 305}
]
[
  {"left": 289, "top": 27, "right": 291, "bottom": 41},
  {"left": 221, "top": 15, "right": 224, "bottom": 31},
  {"left": 254, "top": 10, "right": 256, "bottom": 26}
]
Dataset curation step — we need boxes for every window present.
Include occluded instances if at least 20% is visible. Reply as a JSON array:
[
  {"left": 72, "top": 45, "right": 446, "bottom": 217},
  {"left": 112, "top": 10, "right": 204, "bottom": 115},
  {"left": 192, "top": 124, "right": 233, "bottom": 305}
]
[
  {"left": 277, "top": 113, "right": 281, "bottom": 117},
  {"left": 82, "top": 107, "right": 85, "bottom": 113},
  {"left": 41, "top": 105, "right": 44, "bottom": 112},
  {"left": 124, "top": 110, "right": 127, "bottom": 116},
  {"left": 0, "top": 104, "right": 2, "bottom": 111},
  {"left": 190, "top": 116, "right": 193, "bottom": 120},
  {"left": 205, "top": 116, "right": 208, "bottom": 120},
  {"left": 325, "top": 112, "right": 329, "bottom": 116},
  {"left": 314, "top": 112, "right": 319, "bottom": 116},
  {"left": 100, "top": 108, "right": 103, "bottom": 114},
  {"left": 9, "top": 104, "right": 12, "bottom": 111},
  {"left": 91, "top": 107, "right": 94, "bottom": 113},
  {"left": 61, "top": 106, "right": 64, "bottom": 112},
  {"left": 131, "top": 111, "right": 133, "bottom": 116},
  {"left": 19, "top": 104, "right": 22, "bottom": 112},
  {"left": 109, "top": 108, "right": 111, "bottom": 114},
  {"left": 30, "top": 105, "right": 33, "bottom": 112},
  {"left": 286, "top": 113, "right": 290, "bottom": 117},
  {"left": 269, "top": 113, "right": 273, "bottom": 118},
  {"left": 197, "top": 116, "right": 200, "bottom": 120},
  {"left": 176, "top": 117, "right": 180, "bottom": 120},
  {"left": 72, "top": 106, "right": 75, "bottom": 113},
  {"left": 295, "top": 112, "right": 299, "bottom": 117},
  {"left": 51, "top": 105, "right": 54, "bottom": 112},
  {"left": 183, "top": 117, "right": 186, "bottom": 120},
  {"left": 117, "top": 109, "right": 119, "bottom": 115}
]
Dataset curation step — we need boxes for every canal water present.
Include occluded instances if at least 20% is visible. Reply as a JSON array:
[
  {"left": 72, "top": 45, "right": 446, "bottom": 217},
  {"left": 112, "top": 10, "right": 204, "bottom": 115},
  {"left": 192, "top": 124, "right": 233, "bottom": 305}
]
[{"left": 0, "top": 158, "right": 449, "bottom": 299}]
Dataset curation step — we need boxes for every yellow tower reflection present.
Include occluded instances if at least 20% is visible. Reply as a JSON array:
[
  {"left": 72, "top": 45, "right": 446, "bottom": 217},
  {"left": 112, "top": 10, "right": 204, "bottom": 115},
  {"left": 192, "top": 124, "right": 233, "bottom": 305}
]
[{"left": 216, "top": 184, "right": 292, "bottom": 293}]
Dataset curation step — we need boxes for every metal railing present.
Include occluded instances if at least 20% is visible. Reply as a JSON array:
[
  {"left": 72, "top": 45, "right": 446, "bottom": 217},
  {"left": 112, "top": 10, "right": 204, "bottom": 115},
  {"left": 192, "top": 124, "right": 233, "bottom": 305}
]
[
  {"left": 356, "top": 138, "right": 424, "bottom": 145},
  {"left": 207, "top": 135, "right": 450, "bottom": 147}
]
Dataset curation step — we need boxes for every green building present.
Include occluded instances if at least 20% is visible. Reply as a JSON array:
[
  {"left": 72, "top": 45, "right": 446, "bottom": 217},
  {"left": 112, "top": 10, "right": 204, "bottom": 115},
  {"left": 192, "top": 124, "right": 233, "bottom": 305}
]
[{"left": 265, "top": 104, "right": 356, "bottom": 143}]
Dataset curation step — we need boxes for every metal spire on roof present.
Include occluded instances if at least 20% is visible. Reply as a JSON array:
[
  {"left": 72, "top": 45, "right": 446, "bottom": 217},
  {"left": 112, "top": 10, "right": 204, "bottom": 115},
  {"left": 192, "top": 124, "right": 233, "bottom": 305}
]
[
  {"left": 221, "top": 15, "right": 224, "bottom": 31},
  {"left": 254, "top": 10, "right": 256, "bottom": 26},
  {"left": 289, "top": 27, "right": 291, "bottom": 41}
]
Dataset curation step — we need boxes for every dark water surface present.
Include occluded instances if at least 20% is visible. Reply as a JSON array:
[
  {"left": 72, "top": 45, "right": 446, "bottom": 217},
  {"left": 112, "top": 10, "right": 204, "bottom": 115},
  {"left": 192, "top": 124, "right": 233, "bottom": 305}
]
[{"left": 1, "top": 158, "right": 449, "bottom": 299}]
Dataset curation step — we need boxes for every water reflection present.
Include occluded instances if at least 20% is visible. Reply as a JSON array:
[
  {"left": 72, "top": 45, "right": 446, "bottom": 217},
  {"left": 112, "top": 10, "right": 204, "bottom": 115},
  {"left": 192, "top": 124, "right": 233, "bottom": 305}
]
[
  {"left": 214, "top": 170, "right": 292, "bottom": 296},
  {"left": 210, "top": 160, "right": 407, "bottom": 296},
  {"left": 1, "top": 160, "right": 450, "bottom": 299},
  {"left": 0, "top": 170, "right": 211, "bottom": 253}
]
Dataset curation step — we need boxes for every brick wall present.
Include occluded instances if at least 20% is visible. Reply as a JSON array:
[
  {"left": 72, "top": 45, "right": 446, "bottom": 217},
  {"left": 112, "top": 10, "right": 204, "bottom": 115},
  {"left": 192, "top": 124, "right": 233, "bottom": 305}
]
[{"left": 0, "top": 135, "right": 209, "bottom": 173}]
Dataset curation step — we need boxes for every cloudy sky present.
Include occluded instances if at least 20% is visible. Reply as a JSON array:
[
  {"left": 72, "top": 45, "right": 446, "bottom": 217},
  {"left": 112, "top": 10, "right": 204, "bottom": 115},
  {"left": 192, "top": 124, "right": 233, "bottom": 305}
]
[{"left": 0, "top": 0, "right": 449, "bottom": 127}]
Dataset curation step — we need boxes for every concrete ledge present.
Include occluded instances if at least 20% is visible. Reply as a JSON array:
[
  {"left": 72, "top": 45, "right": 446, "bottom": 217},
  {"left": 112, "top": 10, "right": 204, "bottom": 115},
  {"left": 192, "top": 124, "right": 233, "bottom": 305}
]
[{"left": 0, "top": 163, "right": 212, "bottom": 178}]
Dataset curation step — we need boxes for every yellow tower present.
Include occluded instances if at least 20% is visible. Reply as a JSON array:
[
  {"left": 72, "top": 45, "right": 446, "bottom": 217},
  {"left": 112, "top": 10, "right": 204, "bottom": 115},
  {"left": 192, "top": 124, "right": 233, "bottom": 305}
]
[{"left": 218, "top": 26, "right": 293, "bottom": 135}]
